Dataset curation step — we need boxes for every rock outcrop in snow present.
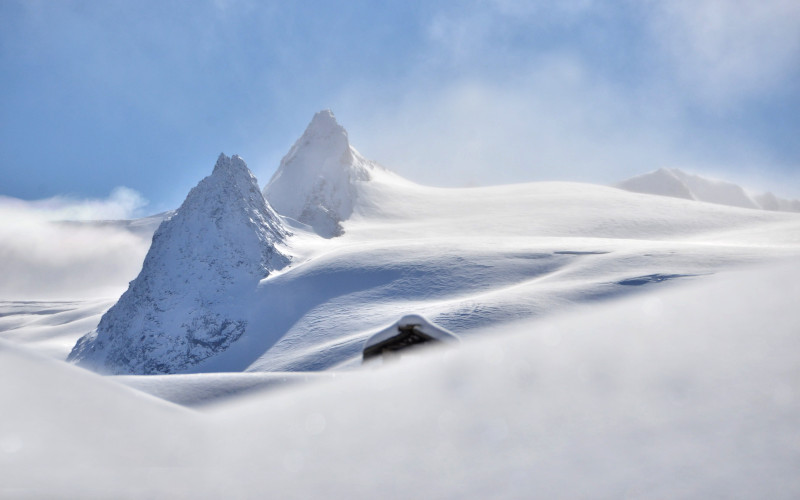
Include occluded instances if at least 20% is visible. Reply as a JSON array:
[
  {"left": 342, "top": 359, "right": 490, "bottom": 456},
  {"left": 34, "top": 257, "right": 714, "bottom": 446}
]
[
  {"left": 617, "top": 168, "right": 800, "bottom": 212},
  {"left": 263, "top": 110, "right": 385, "bottom": 237},
  {"left": 68, "top": 154, "right": 289, "bottom": 374}
]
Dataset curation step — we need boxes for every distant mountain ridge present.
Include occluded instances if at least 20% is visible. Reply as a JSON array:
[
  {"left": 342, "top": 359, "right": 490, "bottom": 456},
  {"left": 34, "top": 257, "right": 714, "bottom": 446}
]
[
  {"left": 68, "top": 154, "right": 289, "bottom": 374},
  {"left": 66, "top": 110, "right": 394, "bottom": 374},
  {"left": 64, "top": 112, "right": 800, "bottom": 377},
  {"left": 617, "top": 168, "right": 800, "bottom": 213}
]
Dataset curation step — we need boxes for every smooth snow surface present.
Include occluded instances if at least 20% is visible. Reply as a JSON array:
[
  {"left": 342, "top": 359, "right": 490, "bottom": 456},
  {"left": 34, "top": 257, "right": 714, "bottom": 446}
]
[
  {"left": 68, "top": 154, "right": 290, "bottom": 374},
  {"left": 210, "top": 176, "right": 799, "bottom": 374},
  {"left": 113, "top": 372, "right": 336, "bottom": 407},
  {"left": 3, "top": 264, "right": 800, "bottom": 498},
  {"left": 0, "top": 299, "right": 116, "bottom": 360},
  {"left": 618, "top": 168, "right": 800, "bottom": 212}
]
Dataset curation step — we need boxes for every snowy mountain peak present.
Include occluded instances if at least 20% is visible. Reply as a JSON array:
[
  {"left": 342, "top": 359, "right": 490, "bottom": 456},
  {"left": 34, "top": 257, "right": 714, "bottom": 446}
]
[
  {"left": 286, "top": 109, "right": 354, "bottom": 169},
  {"left": 68, "top": 154, "right": 290, "bottom": 375},
  {"left": 306, "top": 109, "right": 348, "bottom": 141},
  {"left": 617, "top": 168, "right": 800, "bottom": 213},
  {"left": 264, "top": 110, "right": 384, "bottom": 238},
  {"left": 619, "top": 167, "right": 758, "bottom": 208},
  {"left": 213, "top": 152, "right": 248, "bottom": 175},
  {"left": 619, "top": 168, "right": 695, "bottom": 200}
]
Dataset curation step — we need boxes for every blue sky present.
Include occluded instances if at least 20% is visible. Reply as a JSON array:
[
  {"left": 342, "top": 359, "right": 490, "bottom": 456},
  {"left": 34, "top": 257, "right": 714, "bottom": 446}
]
[{"left": 1, "top": 0, "right": 799, "bottom": 215}]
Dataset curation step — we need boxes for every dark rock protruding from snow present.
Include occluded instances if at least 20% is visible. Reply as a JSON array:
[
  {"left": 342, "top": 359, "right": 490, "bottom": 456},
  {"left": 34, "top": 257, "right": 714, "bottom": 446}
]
[
  {"left": 264, "top": 109, "right": 384, "bottom": 238},
  {"left": 617, "top": 168, "right": 800, "bottom": 213},
  {"left": 68, "top": 154, "right": 289, "bottom": 375},
  {"left": 362, "top": 314, "right": 459, "bottom": 362}
]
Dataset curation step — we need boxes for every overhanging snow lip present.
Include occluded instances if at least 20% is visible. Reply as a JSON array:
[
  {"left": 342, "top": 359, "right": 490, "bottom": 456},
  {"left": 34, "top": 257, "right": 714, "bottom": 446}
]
[{"left": 362, "top": 314, "right": 460, "bottom": 351}]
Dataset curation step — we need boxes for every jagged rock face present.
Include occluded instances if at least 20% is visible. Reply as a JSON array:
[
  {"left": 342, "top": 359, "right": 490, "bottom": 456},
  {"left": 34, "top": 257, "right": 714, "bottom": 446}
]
[
  {"left": 68, "top": 154, "right": 289, "bottom": 374},
  {"left": 264, "top": 109, "right": 381, "bottom": 238}
]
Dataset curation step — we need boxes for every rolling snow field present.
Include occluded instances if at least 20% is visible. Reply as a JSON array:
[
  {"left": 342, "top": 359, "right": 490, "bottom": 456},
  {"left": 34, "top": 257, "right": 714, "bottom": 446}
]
[{"left": 1, "top": 112, "right": 799, "bottom": 497}]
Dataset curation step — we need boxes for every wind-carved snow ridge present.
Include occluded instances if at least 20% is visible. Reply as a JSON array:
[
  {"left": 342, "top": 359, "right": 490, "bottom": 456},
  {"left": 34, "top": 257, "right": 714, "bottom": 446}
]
[
  {"left": 617, "top": 168, "right": 800, "bottom": 212},
  {"left": 68, "top": 154, "right": 290, "bottom": 375},
  {"left": 264, "top": 109, "right": 386, "bottom": 237}
]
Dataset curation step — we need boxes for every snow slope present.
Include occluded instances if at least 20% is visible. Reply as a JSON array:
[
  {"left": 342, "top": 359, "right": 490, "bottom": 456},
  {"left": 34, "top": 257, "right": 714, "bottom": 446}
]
[
  {"left": 5, "top": 111, "right": 798, "bottom": 380},
  {"left": 3, "top": 110, "right": 800, "bottom": 497},
  {"left": 0, "top": 339, "right": 202, "bottom": 499},
  {"left": 618, "top": 167, "right": 800, "bottom": 212},
  {"left": 193, "top": 174, "right": 800, "bottom": 373},
  {"left": 68, "top": 154, "right": 290, "bottom": 374},
  {"left": 112, "top": 371, "right": 337, "bottom": 407},
  {"left": 49, "top": 113, "right": 800, "bottom": 377},
  {"left": 4, "top": 263, "right": 799, "bottom": 498},
  {"left": 0, "top": 299, "right": 116, "bottom": 360}
]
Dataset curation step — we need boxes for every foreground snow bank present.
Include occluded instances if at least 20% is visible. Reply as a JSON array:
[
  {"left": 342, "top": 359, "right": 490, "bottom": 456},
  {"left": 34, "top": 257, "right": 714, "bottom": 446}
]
[
  {"left": 0, "top": 340, "right": 201, "bottom": 499},
  {"left": 113, "top": 371, "right": 336, "bottom": 407},
  {"left": 3, "top": 262, "right": 799, "bottom": 498},
  {"left": 206, "top": 262, "right": 800, "bottom": 499}
]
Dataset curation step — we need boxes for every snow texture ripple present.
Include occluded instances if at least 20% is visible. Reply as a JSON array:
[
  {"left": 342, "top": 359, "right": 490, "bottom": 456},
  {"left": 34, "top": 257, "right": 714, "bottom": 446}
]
[{"left": 68, "top": 154, "right": 290, "bottom": 374}]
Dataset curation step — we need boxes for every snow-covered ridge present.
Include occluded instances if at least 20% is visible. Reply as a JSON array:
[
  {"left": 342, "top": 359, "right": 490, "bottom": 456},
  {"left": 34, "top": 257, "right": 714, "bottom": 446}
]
[
  {"left": 68, "top": 154, "right": 290, "bottom": 374},
  {"left": 263, "top": 109, "right": 391, "bottom": 237},
  {"left": 41, "top": 112, "right": 800, "bottom": 377},
  {"left": 617, "top": 168, "right": 800, "bottom": 212}
]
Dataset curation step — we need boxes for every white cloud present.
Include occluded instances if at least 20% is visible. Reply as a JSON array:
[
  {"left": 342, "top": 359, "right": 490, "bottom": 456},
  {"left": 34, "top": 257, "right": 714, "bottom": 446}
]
[
  {"left": 425, "top": 0, "right": 800, "bottom": 105},
  {"left": 423, "top": 0, "right": 600, "bottom": 69},
  {"left": 646, "top": 0, "right": 800, "bottom": 103},
  {"left": 0, "top": 187, "right": 148, "bottom": 222},
  {"left": 332, "top": 0, "right": 798, "bottom": 194},
  {"left": 0, "top": 190, "right": 152, "bottom": 300},
  {"left": 340, "top": 55, "right": 703, "bottom": 187}
]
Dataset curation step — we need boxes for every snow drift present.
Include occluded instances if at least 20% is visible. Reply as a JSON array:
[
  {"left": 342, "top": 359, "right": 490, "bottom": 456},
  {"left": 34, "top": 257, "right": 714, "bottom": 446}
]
[{"left": 5, "top": 263, "right": 800, "bottom": 498}]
